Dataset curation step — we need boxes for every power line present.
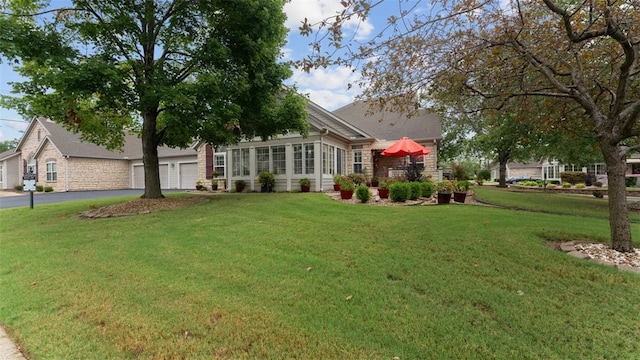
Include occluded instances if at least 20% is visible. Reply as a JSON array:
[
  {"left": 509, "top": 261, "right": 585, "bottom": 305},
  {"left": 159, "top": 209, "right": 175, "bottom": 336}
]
[{"left": 0, "top": 118, "right": 27, "bottom": 123}]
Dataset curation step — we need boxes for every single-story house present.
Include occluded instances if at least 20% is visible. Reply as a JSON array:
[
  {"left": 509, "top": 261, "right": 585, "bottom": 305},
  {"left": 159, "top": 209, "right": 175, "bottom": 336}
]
[
  {"left": 490, "top": 160, "right": 610, "bottom": 185},
  {"left": 195, "top": 100, "right": 442, "bottom": 192},
  {"left": 2, "top": 99, "right": 442, "bottom": 192}
]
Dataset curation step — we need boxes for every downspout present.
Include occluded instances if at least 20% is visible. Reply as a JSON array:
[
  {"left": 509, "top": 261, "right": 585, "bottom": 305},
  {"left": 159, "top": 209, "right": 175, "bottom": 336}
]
[
  {"left": 319, "top": 129, "right": 329, "bottom": 191},
  {"left": 64, "top": 155, "right": 70, "bottom": 191}
]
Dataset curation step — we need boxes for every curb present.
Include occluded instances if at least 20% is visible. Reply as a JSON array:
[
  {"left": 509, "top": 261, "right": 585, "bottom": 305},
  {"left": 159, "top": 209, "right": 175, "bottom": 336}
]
[{"left": 0, "top": 325, "right": 26, "bottom": 360}]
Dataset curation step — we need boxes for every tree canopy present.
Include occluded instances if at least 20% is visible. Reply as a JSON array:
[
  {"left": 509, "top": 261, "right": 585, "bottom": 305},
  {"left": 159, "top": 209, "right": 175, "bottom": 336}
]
[
  {"left": 1, "top": 0, "right": 309, "bottom": 198},
  {"left": 297, "top": 0, "right": 640, "bottom": 251}
]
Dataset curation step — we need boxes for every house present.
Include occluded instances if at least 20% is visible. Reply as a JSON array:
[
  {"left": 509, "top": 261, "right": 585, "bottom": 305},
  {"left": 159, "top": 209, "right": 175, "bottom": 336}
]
[
  {"left": 195, "top": 100, "right": 442, "bottom": 192},
  {"left": 490, "top": 160, "right": 609, "bottom": 184},
  {"left": 2, "top": 99, "right": 442, "bottom": 193},
  {"left": 3, "top": 117, "right": 198, "bottom": 191}
]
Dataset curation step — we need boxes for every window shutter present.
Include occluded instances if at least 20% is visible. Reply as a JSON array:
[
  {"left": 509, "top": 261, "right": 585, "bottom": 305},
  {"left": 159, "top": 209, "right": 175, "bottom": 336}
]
[
  {"left": 23, "top": 159, "right": 27, "bottom": 175},
  {"left": 35, "top": 161, "right": 39, "bottom": 182},
  {"left": 205, "top": 145, "right": 214, "bottom": 179}
]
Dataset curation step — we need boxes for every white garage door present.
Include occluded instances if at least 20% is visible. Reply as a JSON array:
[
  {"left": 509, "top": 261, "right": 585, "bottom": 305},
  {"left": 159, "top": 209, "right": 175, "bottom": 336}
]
[
  {"left": 133, "top": 164, "right": 169, "bottom": 189},
  {"left": 179, "top": 162, "right": 198, "bottom": 189}
]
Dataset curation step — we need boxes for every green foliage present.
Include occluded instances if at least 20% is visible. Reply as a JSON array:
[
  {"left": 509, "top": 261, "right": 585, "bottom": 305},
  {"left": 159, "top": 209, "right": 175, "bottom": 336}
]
[
  {"left": 389, "top": 182, "right": 410, "bottom": 202},
  {"left": 13, "top": 184, "right": 23, "bottom": 191},
  {"left": 420, "top": 180, "right": 434, "bottom": 198},
  {"left": 560, "top": 172, "right": 586, "bottom": 185},
  {"left": 0, "top": 138, "right": 20, "bottom": 152},
  {"left": 0, "top": 0, "right": 308, "bottom": 198},
  {"left": 35, "top": 184, "right": 43, "bottom": 192},
  {"left": 576, "top": 183, "right": 586, "bottom": 189},
  {"left": 355, "top": 185, "right": 370, "bottom": 203},
  {"left": 347, "top": 172, "right": 366, "bottom": 185},
  {"left": 299, "top": 178, "right": 310, "bottom": 186},
  {"left": 258, "top": 171, "right": 275, "bottom": 187},
  {"left": 408, "top": 182, "right": 422, "bottom": 200},
  {"left": 562, "top": 182, "right": 572, "bottom": 188},
  {"left": 333, "top": 174, "right": 343, "bottom": 185},
  {"left": 339, "top": 177, "right": 355, "bottom": 191},
  {"left": 451, "top": 163, "right": 468, "bottom": 180},
  {"left": 455, "top": 180, "right": 470, "bottom": 192},
  {"left": 625, "top": 177, "right": 637, "bottom": 187},
  {"left": 477, "top": 169, "right": 491, "bottom": 181},
  {"left": 235, "top": 179, "right": 246, "bottom": 186},
  {"left": 436, "top": 180, "right": 456, "bottom": 194},
  {"left": 378, "top": 178, "right": 393, "bottom": 190}
]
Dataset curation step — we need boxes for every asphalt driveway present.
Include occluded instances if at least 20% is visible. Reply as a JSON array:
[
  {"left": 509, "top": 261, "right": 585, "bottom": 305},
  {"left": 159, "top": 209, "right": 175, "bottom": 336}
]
[{"left": 0, "top": 189, "right": 186, "bottom": 209}]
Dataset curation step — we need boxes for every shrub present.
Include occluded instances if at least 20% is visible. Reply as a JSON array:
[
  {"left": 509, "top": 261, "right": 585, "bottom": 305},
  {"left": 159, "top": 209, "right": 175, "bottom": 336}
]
[
  {"left": 593, "top": 190, "right": 604, "bottom": 198},
  {"left": 348, "top": 172, "right": 366, "bottom": 185},
  {"left": 562, "top": 182, "right": 571, "bottom": 188},
  {"left": 389, "top": 182, "right": 410, "bottom": 202},
  {"left": 14, "top": 184, "right": 23, "bottom": 191},
  {"left": 436, "top": 180, "right": 456, "bottom": 194},
  {"left": 379, "top": 178, "right": 393, "bottom": 190},
  {"left": 559, "top": 171, "right": 586, "bottom": 185},
  {"left": 451, "top": 164, "right": 468, "bottom": 180},
  {"left": 576, "top": 183, "right": 586, "bottom": 189},
  {"left": 43, "top": 186, "right": 53, "bottom": 192},
  {"left": 340, "top": 177, "right": 356, "bottom": 191},
  {"left": 546, "top": 183, "right": 557, "bottom": 189},
  {"left": 333, "top": 174, "right": 343, "bottom": 185},
  {"left": 408, "top": 182, "right": 422, "bottom": 200},
  {"left": 420, "top": 180, "right": 434, "bottom": 198},
  {"left": 355, "top": 185, "right": 370, "bottom": 203},
  {"left": 594, "top": 181, "right": 603, "bottom": 187},
  {"left": 258, "top": 171, "right": 275, "bottom": 188},
  {"left": 299, "top": 178, "right": 310, "bottom": 186},
  {"left": 36, "top": 184, "right": 44, "bottom": 192},
  {"left": 625, "top": 177, "right": 637, "bottom": 187},
  {"left": 477, "top": 169, "right": 491, "bottom": 181},
  {"left": 456, "top": 180, "right": 470, "bottom": 192}
]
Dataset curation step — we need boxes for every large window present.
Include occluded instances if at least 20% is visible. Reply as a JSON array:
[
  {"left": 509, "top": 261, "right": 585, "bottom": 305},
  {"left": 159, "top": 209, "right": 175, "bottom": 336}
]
[
  {"left": 46, "top": 161, "right": 57, "bottom": 181},
  {"left": 587, "top": 164, "right": 607, "bottom": 176},
  {"left": 544, "top": 164, "right": 559, "bottom": 179},
  {"left": 256, "top": 147, "right": 270, "bottom": 173},
  {"left": 294, "top": 144, "right": 315, "bottom": 175},
  {"left": 272, "top": 146, "right": 286, "bottom": 175},
  {"left": 337, "top": 148, "right": 345, "bottom": 175},
  {"left": 322, "top": 144, "right": 344, "bottom": 175},
  {"left": 353, "top": 148, "right": 363, "bottom": 173},
  {"left": 232, "top": 148, "right": 250, "bottom": 176},
  {"left": 0, "top": 164, "right": 3, "bottom": 182}
]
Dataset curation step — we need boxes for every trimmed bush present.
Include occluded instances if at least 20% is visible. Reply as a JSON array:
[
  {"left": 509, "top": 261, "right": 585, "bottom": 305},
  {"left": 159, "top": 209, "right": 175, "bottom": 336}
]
[
  {"left": 560, "top": 171, "right": 586, "bottom": 185},
  {"left": 420, "top": 181, "right": 434, "bottom": 198},
  {"left": 477, "top": 169, "right": 491, "bottom": 181},
  {"left": 625, "top": 177, "right": 637, "bottom": 187},
  {"left": 546, "top": 183, "right": 557, "bottom": 189},
  {"left": 36, "top": 185, "right": 44, "bottom": 192},
  {"left": 389, "top": 182, "right": 410, "bottom": 202},
  {"left": 576, "top": 183, "right": 586, "bottom": 189},
  {"left": 562, "top": 182, "right": 571, "bottom": 188},
  {"left": 44, "top": 186, "right": 54, "bottom": 192},
  {"left": 408, "top": 182, "right": 422, "bottom": 200},
  {"left": 14, "top": 184, "right": 23, "bottom": 191},
  {"left": 355, "top": 185, "right": 370, "bottom": 203}
]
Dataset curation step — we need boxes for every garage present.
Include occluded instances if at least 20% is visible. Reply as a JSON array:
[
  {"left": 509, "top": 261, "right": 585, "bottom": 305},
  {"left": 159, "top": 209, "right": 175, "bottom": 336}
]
[
  {"left": 133, "top": 164, "right": 169, "bottom": 189},
  {"left": 179, "top": 162, "right": 198, "bottom": 189}
]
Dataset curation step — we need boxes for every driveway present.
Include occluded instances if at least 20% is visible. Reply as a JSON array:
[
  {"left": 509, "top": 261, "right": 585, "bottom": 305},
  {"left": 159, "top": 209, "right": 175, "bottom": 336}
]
[{"left": 0, "top": 189, "right": 186, "bottom": 209}]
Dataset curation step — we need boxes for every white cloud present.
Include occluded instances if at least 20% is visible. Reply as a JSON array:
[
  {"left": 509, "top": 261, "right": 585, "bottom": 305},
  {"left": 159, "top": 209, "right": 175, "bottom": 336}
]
[
  {"left": 287, "top": 66, "right": 363, "bottom": 110},
  {"left": 284, "top": 0, "right": 375, "bottom": 41}
]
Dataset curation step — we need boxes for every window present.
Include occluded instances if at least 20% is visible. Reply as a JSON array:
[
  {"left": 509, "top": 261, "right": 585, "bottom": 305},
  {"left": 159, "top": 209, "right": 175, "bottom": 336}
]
[
  {"left": 337, "top": 148, "right": 345, "bottom": 175},
  {"left": 232, "top": 148, "right": 250, "bottom": 176},
  {"left": 304, "top": 144, "right": 314, "bottom": 174},
  {"left": 27, "top": 156, "right": 36, "bottom": 175},
  {"left": 322, "top": 144, "right": 329, "bottom": 174},
  {"left": 272, "top": 146, "right": 286, "bottom": 175},
  {"left": 46, "top": 161, "right": 57, "bottom": 181},
  {"left": 294, "top": 143, "right": 315, "bottom": 175},
  {"left": 353, "top": 149, "right": 363, "bottom": 173},
  {"left": 256, "top": 147, "right": 270, "bottom": 173},
  {"left": 293, "top": 144, "right": 303, "bottom": 174},
  {"left": 0, "top": 164, "right": 3, "bottom": 182},
  {"left": 214, "top": 154, "right": 225, "bottom": 177},
  {"left": 587, "top": 163, "right": 607, "bottom": 176},
  {"left": 544, "top": 164, "right": 559, "bottom": 179}
]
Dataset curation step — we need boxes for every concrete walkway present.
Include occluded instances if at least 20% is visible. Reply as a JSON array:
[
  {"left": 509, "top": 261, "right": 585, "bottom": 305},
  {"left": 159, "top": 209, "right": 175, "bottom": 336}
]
[{"left": 0, "top": 325, "right": 25, "bottom": 360}]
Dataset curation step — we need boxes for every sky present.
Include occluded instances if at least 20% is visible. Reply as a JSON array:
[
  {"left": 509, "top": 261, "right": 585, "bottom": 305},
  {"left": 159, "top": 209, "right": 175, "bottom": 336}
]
[{"left": 0, "top": 0, "right": 400, "bottom": 142}]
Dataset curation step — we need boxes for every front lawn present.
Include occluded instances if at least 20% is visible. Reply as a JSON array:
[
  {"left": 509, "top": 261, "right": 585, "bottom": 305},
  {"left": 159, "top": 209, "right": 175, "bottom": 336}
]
[{"left": 1, "top": 193, "right": 639, "bottom": 359}]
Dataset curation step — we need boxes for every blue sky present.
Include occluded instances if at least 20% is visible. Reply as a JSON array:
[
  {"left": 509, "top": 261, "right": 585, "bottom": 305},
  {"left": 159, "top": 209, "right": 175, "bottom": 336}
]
[{"left": 0, "top": 0, "right": 399, "bottom": 142}]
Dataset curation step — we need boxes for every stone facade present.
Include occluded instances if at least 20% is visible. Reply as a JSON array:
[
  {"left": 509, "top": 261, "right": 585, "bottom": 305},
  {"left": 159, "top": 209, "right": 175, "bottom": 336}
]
[{"left": 66, "top": 158, "right": 130, "bottom": 191}]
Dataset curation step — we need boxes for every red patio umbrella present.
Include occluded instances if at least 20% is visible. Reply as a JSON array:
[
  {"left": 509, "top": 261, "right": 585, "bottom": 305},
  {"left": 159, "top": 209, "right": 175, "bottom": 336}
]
[{"left": 381, "top": 137, "right": 431, "bottom": 157}]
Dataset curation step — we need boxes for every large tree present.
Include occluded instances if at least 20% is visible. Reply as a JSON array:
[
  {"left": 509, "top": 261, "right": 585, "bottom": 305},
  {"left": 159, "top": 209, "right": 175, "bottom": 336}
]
[
  {"left": 297, "top": 0, "right": 640, "bottom": 252},
  {"left": 0, "top": 0, "right": 308, "bottom": 198}
]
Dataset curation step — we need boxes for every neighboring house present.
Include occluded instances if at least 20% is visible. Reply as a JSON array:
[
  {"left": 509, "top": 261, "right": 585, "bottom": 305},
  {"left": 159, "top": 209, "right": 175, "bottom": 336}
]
[
  {"left": 196, "top": 100, "right": 443, "bottom": 192},
  {"left": 6, "top": 117, "right": 198, "bottom": 191},
  {"left": 490, "top": 160, "right": 609, "bottom": 184},
  {"left": 0, "top": 149, "right": 21, "bottom": 190}
]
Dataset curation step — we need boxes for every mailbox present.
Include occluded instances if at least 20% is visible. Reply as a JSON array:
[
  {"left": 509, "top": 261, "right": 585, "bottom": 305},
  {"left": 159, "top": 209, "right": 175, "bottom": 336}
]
[{"left": 23, "top": 172, "right": 36, "bottom": 192}]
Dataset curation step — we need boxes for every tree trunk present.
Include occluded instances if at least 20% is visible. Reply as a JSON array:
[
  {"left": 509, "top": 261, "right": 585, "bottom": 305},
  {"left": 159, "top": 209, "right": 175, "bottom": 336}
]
[
  {"left": 497, "top": 151, "right": 509, "bottom": 188},
  {"left": 600, "top": 141, "right": 633, "bottom": 252},
  {"left": 141, "top": 112, "right": 164, "bottom": 199}
]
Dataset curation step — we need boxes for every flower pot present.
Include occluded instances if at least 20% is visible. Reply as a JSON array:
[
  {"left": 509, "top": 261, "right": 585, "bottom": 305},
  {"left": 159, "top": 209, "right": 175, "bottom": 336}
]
[
  {"left": 301, "top": 184, "right": 311, "bottom": 192},
  {"left": 196, "top": 185, "right": 203, "bottom": 191},
  {"left": 371, "top": 180, "right": 379, "bottom": 187},
  {"left": 261, "top": 184, "right": 273, "bottom": 193},
  {"left": 437, "top": 192, "right": 452, "bottom": 204},
  {"left": 453, "top": 191, "right": 467, "bottom": 203},
  {"left": 235, "top": 184, "right": 245, "bottom": 192},
  {"left": 211, "top": 184, "right": 218, "bottom": 191},
  {"left": 378, "top": 188, "right": 389, "bottom": 199},
  {"left": 333, "top": 184, "right": 341, "bottom": 191},
  {"left": 340, "top": 189, "right": 353, "bottom": 199}
]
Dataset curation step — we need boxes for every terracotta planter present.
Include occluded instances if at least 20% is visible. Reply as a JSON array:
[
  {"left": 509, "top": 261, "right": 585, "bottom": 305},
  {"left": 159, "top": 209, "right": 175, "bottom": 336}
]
[
  {"left": 235, "top": 184, "right": 245, "bottom": 193},
  {"left": 340, "top": 189, "right": 353, "bottom": 199},
  {"left": 453, "top": 191, "right": 467, "bottom": 203},
  {"left": 301, "top": 184, "right": 311, "bottom": 192},
  {"left": 371, "top": 180, "right": 379, "bottom": 187},
  {"left": 437, "top": 192, "right": 452, "bottom": 204},
  {"left": 378, "top": 188, "right": 389, "bottom": 199},
  {"left": 333, "top": 184, "right": 341, "bottom": 191}
]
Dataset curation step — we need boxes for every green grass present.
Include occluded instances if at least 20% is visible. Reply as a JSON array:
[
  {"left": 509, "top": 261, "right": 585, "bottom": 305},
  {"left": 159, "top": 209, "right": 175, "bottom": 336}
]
[
  {"left": 1, "top": 192, "right": 640, "bottom": 359},
  {"left": 474, "top": 185, "right": 640, "bottom": 222}
]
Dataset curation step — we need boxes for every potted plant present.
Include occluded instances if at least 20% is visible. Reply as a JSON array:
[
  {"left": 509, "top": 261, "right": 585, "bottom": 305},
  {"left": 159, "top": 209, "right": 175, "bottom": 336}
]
[
  {"left": 371, "top": 175, "right": 379, "bottom": 187},
  {"left": 211, "top": 178, "right": 218, "bottom": 191},
  {"left": 299, "top": 178, "right": 311, "bottom": 192},
  {"left": 196, "top": 180, "right": 204, "bottom": 191},
  {"left": 453, "top": 180, "right": 470, "bottom": 203},
  {"left": 258, "top": 171, "right": 275, "bottom": 193},
  {"left": 333, "top": 174, "right": 342, "bottom": 191},
  {"left": 235, "top": 179, "right": 246, "bottom": 193},
  {"left": 378, "top": 178, "right": 392, "bottom": 198},
  {"left": 339, "top": 177, "right": 355, "bottom": 200},
  {"left": 436, "top": 179, "right": 455, "bottom": 204}
]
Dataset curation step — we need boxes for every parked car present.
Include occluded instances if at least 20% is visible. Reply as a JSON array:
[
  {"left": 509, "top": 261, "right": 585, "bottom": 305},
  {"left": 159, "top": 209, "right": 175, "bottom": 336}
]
[{"left": 505, "top": 176, "right": 540, "bottom": 185}]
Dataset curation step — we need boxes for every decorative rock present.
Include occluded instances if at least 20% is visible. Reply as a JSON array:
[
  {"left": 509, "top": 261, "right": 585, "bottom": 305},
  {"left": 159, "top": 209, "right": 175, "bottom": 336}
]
[
  {"left": 560, "top": 243, "right": 576, "bottom": 252},
  {"left": 567, "top": 250, "right": 591, "bottom": 260}
]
